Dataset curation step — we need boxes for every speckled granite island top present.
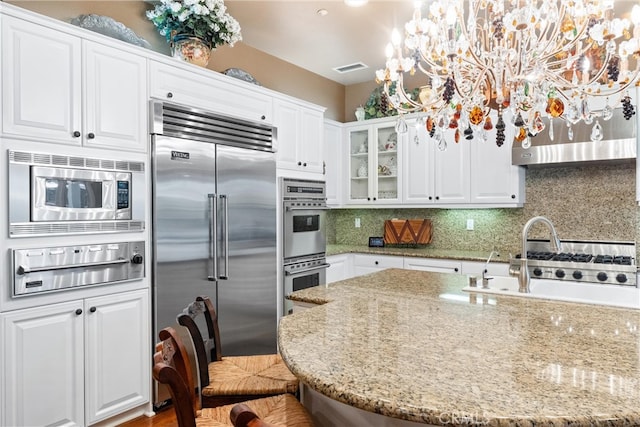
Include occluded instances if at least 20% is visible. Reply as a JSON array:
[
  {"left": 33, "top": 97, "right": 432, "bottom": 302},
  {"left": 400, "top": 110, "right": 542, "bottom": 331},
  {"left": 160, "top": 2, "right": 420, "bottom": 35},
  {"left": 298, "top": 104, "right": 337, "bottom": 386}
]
[
  {"left": 327, "top": 244, "right": 508, "bottom": 263},
  {"left": 278, "top": 269, "right": 640, "bottom": 426}
]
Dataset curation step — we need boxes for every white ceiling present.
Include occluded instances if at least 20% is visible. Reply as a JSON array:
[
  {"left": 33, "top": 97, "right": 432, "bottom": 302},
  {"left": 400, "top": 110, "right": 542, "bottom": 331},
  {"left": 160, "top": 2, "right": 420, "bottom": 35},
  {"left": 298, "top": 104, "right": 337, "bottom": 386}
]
[
  {"left": 224, "top": 0, "right": 415, "bottom": 86},
  {"left": 224, "top": 0, "right": 640, "bottom": 87}
]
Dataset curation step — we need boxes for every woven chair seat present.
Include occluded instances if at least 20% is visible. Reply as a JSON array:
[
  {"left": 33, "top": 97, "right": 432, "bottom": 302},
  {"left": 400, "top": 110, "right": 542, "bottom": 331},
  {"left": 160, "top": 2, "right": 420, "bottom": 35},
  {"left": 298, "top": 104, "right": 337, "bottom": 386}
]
[
  {"left": 204, "top": 354, "right": 299, "bottom": 397},
  {"left": 196, "top": 394, "right": 314, "bottom": 427}
]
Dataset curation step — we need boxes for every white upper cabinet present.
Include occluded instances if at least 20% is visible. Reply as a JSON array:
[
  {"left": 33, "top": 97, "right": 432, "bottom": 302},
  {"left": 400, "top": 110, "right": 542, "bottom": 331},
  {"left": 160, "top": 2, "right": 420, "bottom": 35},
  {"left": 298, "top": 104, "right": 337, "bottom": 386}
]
[
  {"left": 1, "top": 16, "right": 148, "bottom": 151},
  {"left": 469, "top": 111, "right": 525, "bottom": 205},
  {"left": 149, "top": 60, "right": 273, "bottom": 125},
  {"left": 2, "top": 16, "right": 82, "bottom": 145},
  {"left": 274, "top": 97, "right": 324, "bottom": 176},
  {"left": 82, "top": 41, "right": 147, "bottom": 152},
  {"left": 324, "top": 119, "right": 343, "bottom": 206},
  {"left": 345, "top": 120, "right": 402, "bottom": 205},
  {"left": 403, "top": 119, "right": 470, "bottom": 205}
]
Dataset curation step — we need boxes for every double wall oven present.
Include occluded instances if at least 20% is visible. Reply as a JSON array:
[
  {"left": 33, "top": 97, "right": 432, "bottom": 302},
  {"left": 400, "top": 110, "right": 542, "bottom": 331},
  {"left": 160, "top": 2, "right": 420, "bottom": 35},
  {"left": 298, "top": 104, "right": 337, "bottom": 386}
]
[{"left": 281, "top": 178, "right": 328, "bottom": 315}]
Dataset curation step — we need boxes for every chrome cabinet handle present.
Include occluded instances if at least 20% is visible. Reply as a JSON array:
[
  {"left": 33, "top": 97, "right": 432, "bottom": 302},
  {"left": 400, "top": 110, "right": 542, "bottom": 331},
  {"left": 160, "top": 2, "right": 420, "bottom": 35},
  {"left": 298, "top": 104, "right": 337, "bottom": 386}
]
[{"left": 207, "top": 193, "right": 218, "bottom": 281}]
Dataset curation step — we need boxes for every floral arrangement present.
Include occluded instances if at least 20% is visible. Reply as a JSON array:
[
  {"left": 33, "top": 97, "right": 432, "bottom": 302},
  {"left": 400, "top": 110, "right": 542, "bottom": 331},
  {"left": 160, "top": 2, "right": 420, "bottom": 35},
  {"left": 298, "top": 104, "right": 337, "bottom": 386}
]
[{"left": 146, "top": 0, "right": 242, "bottom": 49}]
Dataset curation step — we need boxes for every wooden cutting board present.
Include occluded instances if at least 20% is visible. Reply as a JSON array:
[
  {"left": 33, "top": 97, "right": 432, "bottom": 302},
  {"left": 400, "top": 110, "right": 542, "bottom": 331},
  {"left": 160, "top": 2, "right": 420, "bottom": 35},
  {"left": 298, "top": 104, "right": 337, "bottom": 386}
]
[{"left": 384, "top": 219, "right": 432, "bottom": 245}]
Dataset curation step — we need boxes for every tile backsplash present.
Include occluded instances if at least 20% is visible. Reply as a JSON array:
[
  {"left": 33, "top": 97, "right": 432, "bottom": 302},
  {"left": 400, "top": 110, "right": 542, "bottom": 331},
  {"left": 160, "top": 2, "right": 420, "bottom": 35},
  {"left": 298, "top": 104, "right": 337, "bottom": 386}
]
[{"left": 327, "top": 163, "right": 638, "bottom": 257}]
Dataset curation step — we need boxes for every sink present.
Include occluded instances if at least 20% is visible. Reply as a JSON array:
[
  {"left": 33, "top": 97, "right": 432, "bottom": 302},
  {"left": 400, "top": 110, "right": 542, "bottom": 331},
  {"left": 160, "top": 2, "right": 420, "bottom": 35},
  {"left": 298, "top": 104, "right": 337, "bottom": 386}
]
[{"left": 462, "top": 276, "right": 640, "bottom": 309}]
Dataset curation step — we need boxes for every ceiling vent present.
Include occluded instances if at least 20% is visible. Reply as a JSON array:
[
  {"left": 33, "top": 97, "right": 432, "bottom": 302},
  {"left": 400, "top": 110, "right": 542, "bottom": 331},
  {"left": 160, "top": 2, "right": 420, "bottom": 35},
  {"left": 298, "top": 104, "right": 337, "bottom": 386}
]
[{"left": 333, "top": 62, "right": 368, "bottom": 73}]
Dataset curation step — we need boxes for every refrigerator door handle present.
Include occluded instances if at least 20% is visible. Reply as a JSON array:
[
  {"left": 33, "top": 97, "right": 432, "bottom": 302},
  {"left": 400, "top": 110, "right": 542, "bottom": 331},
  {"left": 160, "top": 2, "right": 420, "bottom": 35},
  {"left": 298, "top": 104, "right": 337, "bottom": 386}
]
[
  {"left": 208, "top": 193, "right": 218, "bottom": 281},
  {"left": 220, "top": 194, "right": 229, "bottom": 280}
]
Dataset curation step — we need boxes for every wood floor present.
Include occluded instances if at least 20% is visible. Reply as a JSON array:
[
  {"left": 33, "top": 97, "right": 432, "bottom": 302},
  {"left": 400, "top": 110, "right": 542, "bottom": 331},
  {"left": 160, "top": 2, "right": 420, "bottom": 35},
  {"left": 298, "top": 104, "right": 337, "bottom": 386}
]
[{"left": 119, "top": 406, "right": 177, "bottom": 427}]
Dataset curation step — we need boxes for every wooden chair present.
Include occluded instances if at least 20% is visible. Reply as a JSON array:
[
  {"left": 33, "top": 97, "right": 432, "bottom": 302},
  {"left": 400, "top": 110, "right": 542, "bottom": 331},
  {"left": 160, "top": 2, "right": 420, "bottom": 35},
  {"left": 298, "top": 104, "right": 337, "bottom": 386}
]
[
  {"left": 153, "top": 326, "right": 314, "bottom": 427},
  {"left": 177, "top": 295, "right": 299, "bottom": 408}
]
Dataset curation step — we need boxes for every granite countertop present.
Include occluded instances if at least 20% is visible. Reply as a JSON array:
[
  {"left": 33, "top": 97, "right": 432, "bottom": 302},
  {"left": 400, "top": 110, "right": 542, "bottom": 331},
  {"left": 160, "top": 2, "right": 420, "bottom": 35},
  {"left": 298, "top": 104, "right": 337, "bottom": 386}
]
[
  {"left": 278, "top": 269, "right": 640, "bottom": 426},
  {"left": 327, "top": 244, "right": 509, "bottom": 263}
]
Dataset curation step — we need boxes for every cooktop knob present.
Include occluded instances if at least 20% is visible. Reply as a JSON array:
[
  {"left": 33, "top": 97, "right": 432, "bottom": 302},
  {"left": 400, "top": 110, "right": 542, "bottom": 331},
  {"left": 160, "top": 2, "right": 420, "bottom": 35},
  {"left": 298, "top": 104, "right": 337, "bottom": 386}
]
[
  {"left": 131, "top": 254, "right": 144, "bottom": 264},
  {"left": 555, "top": 269, "right": 565, "bottom": 278},
  {"left": 616, "top": 273, "right": 628, "bottom": 284},
  {"left": 597, "top": 272, "right": 608, "bottom": 282},
  {"left": 533, "top": 268, "right": 543, "bottom": 277},
  {"left": 572, "top": 271, "right": 583, "bottom": 280}
]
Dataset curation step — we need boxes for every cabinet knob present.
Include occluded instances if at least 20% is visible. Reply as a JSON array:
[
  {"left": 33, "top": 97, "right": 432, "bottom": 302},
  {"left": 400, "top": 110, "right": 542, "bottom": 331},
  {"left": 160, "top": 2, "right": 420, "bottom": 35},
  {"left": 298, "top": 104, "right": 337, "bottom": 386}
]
[
  {"left": 261, "top": 115, "right": 266, "bottom": 120},
  {"left": 73, "top": 131, "right": 81, "bottom": 138},
  {"left": 374, "top": 261, "right": 379, "bottom": 265},
  {"left": 87, "top": 132, "right": 95, "bottom": 139},
  {"left": 428, "top": 196, "right": 433, "bottom": 200},
  {"left": 454, "top": 268, "right": 459, "bottom": 272},
  {"left": 373, "top": 197, "right": 377, "bottom": 201},
  {"left": 435, "top": 196, "right": 440, "bottom": 200},
  {"left": 303, "top": 162, "right": 307, "bottom": 167},
  {"left": 367, "top": 197, "right": 371, "bottom": 201},
  {"left": 75, "top": 309, "right": 83, "bottom": 315},
  {"left": 511, "top": 194, "right": 516, "bottom": 199},
  {"left": 297, "top": 161, "right": 302, "bottom": 166},
  {"left": 167, "top": 92, "right": 173, "bottom": 98},
  {"left": 89, "top": 306, "right": 97, "bottom": 313}
]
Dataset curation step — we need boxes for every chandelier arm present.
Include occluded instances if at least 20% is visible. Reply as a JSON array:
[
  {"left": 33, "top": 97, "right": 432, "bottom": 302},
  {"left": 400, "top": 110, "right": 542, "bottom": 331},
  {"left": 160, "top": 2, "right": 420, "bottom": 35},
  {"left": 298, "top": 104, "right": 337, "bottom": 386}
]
[{"left": 538, "top": 22, "right": 591, "bottom": 63}]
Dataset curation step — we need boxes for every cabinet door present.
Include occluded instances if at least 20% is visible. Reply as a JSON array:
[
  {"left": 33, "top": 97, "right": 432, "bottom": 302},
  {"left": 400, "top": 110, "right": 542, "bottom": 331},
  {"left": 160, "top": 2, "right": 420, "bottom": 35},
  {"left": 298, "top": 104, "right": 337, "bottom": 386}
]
[
  {"left": 149, "top": 61, "right": 272, "bottom": 124},
  {"left": 403, "top": 257, "right": 461, "bottom": 274},
  {"left": 299, "top": 108, "right": 324, "bottom": 174},
  {"left": 403, "top": 120, "right": 435, "bottom": 204},
  {"left": 352, "top": 254, "right": 404, "bottom": 276},
  {"left": 326, "top": 254, "right": 352, "bottom": 284},
  {"left": 373, "top": 123, "right": 400, "bottom": 204},
  {"left": 2, "top": 16, "right": 82, "bottom": 144},
  {"left": 324, "top": 120, "right": 343, "bottom": 206},
  {"left": 84, "top": 290, "right": 150, "bottom": 424},
  {"left": 274, "top": 99, "right": 300, "bottom": 170},
  {"left": 470, "top": 112, "right": 524, "bottom": 204},
  {"left": 346, "top": 125, "right": 372, "bottom": 203},
  {"left": 434, "top": 129, "right": 470, "bottom": 203},
  {"left": 2, "top": 301, "right": 84, "bottom": 427},
  {"left": 83, "top": 41, "right": 147, "bottom": 152}
]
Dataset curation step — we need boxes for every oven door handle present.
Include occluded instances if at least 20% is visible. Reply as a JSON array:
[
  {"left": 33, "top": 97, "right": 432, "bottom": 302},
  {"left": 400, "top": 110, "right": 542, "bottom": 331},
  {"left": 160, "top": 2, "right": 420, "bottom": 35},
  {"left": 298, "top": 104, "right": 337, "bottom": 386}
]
[
  {"left": 17, "top": 258, "right": 130, "bottom": 275},
  {"left": 285, "top": 206, "right": 329, "bottom": 212},
  {"left": 284, "top": 263, "right": 330, "bottom": 276}
]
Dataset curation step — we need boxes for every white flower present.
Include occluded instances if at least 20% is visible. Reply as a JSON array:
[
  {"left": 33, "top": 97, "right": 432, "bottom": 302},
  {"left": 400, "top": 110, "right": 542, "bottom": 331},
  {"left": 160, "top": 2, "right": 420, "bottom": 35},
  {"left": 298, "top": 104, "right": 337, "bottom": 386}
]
[{"left": 169, "top": 2, "right": 181, "bottom": 13}]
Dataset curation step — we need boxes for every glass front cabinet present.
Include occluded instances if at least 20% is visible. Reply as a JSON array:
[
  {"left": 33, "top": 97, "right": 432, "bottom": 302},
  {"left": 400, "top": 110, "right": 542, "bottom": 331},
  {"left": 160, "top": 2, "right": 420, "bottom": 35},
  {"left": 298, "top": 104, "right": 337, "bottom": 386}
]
[{"left": 346, "top": 121, "right": 402, "bottom": 205}]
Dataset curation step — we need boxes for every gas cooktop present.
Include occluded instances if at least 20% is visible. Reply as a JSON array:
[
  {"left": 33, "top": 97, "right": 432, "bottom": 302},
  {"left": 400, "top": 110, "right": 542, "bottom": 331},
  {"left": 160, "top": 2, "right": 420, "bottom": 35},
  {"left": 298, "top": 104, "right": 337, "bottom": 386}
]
[{"left": 510, "top": 239, "right": 637, "bottom": 287}]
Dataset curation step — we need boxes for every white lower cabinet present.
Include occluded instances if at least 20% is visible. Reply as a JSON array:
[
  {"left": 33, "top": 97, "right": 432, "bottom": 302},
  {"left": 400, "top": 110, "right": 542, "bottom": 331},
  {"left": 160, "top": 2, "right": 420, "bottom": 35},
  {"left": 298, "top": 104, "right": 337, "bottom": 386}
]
[
  {"left": 326, "top": 254, "right": 353, "bottom": 284},
  {"left": 402, "top": 257, "right": 462, "bottom": 274},
  {"left": 460, "top": 260, "right": 510, "bottom": 277},
  {"left": 352, "top": 254, "right": 404, "bottom": 276},
  {"left": 1, "top": 289, "right": 150, "bottom": 427}
]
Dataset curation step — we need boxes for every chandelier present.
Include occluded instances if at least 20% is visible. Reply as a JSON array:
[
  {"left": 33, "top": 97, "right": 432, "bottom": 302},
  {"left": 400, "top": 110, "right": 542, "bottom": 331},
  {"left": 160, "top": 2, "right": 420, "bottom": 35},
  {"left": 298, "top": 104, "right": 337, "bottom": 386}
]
[{"left": 375, "top": 0, "right": 640, "bottom": 149}]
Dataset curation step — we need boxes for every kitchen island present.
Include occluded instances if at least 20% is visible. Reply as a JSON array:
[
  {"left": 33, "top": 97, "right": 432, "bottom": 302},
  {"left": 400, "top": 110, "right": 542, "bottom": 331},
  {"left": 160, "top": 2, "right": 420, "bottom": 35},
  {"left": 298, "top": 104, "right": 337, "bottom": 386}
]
[{"left": 279, "top": 269, "right": 640, "bottom": 426}]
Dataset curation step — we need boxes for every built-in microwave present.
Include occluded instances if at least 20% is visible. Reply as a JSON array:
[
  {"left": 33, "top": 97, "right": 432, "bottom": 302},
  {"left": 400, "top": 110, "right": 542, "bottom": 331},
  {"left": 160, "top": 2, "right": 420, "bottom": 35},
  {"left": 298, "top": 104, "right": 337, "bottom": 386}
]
[{"left": 9, "top": 150, "right": 145, "bottom": 237}]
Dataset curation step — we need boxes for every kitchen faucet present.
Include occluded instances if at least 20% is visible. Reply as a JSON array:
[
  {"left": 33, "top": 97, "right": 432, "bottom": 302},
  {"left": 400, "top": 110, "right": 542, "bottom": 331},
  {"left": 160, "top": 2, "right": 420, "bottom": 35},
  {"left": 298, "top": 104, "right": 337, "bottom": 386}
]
[{"left": 519, "top": 216, "right": 561, "bottom": 293}]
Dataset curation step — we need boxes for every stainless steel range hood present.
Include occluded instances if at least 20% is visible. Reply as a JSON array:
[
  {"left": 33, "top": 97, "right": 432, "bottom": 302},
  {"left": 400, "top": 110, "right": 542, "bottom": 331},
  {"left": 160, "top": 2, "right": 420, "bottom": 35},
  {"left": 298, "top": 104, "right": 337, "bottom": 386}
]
[{"left": 512, "top": 108, "right": 637, "bottom": 166}]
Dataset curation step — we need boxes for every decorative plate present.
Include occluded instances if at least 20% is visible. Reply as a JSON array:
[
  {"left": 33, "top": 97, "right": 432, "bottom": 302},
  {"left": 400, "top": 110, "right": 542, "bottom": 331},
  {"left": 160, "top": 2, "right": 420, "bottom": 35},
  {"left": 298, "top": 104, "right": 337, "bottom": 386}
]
[
  {"left": 70, "top": 14, "right": 152, "bottom": 49},
  {"left": 222, "top": 68, "right": 261, "bottom": 86}
]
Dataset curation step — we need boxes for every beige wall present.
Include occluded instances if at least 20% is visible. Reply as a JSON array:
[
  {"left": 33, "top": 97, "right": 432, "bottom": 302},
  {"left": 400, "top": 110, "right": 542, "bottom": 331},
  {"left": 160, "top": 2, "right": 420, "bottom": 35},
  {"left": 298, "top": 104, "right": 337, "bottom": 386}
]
[{"left": 7, "top": 0, "right": 346, "bottom": 121}]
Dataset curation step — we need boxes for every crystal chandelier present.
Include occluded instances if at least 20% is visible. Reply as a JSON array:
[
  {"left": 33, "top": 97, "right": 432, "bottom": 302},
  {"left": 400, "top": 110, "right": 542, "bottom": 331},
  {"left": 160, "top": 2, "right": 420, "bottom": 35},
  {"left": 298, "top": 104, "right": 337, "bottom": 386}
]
[{"left": 375, "top": 0, "right": 640, "bottom": 149}]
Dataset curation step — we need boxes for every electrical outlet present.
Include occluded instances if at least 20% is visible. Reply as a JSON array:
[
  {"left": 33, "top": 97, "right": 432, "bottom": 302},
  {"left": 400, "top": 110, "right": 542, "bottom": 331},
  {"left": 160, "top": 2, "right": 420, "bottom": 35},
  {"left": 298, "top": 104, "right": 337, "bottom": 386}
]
[
  {"left": 466, "top": 219, "right": 474, "bottom": 230},
  {"left": 355, "top": 218, "right": 361, "bottom": 228}
]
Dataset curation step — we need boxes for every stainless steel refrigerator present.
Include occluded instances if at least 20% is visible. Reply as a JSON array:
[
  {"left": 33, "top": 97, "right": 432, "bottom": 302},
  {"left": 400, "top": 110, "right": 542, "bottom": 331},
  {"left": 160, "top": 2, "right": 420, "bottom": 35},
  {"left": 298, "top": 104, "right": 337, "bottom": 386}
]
[{"left": 150, "top": 101, "right": 277, "bottom": 363}]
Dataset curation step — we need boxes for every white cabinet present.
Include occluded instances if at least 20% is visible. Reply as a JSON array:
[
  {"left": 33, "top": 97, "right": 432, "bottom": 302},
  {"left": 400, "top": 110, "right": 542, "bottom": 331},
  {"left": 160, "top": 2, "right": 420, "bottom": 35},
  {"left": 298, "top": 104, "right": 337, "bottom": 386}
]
[
  {"left": 403, "top": 119, "right": 470, "bottom": 204},
  {"left": 1, "top": 16, "right": 147, "bottom": 151},
  {"left": 346, "top": 120, "right": 402, "bottom": 205},
  {"left": 403, "top": 257, "right": 462, "bottom": 274},
  {"left": 352, "top": 254, "right": 404, "bottom": 276},
  {"left": 469, "top": 112, "right": 525, "bottom": 205},
  {"left": 460, "top": 260, "right": 510, "bottom": 277},
  {"left": 326, "top": 254, "right": 353, "bottom": 284},
  {"left": 274, "top": 97, "right": 324, "bottom": 176},
  {"left": 149, "top": 60, "right": 273, "bottom": 125},
  {"left": 324, "top": 120, "right": 343, "bottom": 206},
  {"left": 1, "top": 290, "right": 150, "bottom": 427},
  {"left": 403, "top": 116, "right": 524, "bottom": 206}
]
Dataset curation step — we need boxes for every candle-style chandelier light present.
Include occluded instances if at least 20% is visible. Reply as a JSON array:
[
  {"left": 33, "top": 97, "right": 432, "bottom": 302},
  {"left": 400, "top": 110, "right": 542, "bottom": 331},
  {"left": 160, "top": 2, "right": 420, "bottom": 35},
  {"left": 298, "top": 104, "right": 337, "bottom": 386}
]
[{"left": 375, "top": 0, "right": 640, "bottom": 149}]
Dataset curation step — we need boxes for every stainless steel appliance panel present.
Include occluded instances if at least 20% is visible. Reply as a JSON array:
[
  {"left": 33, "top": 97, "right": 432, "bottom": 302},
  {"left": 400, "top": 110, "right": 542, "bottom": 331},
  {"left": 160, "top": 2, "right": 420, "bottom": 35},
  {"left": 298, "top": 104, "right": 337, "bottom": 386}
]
[
  {"left": 215, "top": 144, "right": 276, "bottom": 355},
  {"left": 152, "top": 135, "right": 218, "bottom": 343},
  {"left": 282, "top": 205, "right": 326, "bottom": 259},
  {"left": 283, "top": 256, "right": 328, "bottom": 315},
  {"left": 13, "top": 241, "right": 145, "bottom": 296}
]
